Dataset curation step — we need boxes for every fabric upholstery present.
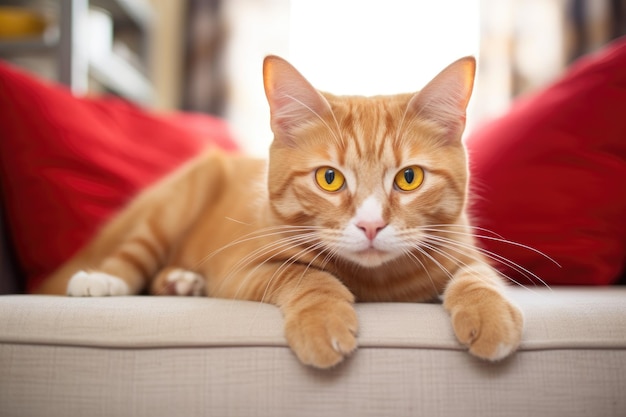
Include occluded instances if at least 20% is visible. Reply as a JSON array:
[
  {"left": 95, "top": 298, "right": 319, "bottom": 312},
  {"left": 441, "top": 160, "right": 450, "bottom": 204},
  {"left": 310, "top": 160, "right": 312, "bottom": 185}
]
[{"left": 1, "top": 288, "right": 625, "bottom": 417}]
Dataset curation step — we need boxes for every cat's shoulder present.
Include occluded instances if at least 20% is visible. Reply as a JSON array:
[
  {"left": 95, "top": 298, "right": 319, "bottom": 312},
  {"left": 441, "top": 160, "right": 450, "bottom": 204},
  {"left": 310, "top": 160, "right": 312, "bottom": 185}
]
[
  {"left": 179, "top": 149, "right": 267, "bottom": 179},
  {"left": 194, "top": 149, "right": 264, "bottom": 168}
]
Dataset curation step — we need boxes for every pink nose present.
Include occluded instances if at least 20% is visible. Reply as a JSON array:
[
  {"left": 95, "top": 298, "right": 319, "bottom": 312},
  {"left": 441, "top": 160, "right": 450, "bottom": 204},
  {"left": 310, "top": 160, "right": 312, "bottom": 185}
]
[{"left": 357, "top": 220, "right": 387, "bottom": 241}]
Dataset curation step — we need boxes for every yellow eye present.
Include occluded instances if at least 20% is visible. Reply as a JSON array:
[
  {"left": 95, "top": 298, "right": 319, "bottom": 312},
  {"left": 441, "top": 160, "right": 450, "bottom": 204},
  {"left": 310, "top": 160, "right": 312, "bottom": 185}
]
[
  {"left": 315, "top": 167, "right": 345, "bottom": 192},
  {"left": 394, "top": 166, "right": 424, "bottom": 191}
]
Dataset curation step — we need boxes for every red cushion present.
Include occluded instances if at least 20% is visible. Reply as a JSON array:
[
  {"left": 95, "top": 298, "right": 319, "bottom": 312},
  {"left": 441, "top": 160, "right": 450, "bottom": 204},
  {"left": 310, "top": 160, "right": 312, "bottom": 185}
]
[
  {"left": 466, "top": 37, "right": 626, "bottom": 286},
  {"left": 0, "top": 62, "right": 238, "bottom": 292}
]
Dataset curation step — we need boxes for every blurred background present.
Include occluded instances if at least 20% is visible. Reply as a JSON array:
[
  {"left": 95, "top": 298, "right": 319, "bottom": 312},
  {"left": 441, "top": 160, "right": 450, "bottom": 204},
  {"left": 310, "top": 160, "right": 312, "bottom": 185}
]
[{"left": 0, "top": 0, "right": 624, "bottom": 156}]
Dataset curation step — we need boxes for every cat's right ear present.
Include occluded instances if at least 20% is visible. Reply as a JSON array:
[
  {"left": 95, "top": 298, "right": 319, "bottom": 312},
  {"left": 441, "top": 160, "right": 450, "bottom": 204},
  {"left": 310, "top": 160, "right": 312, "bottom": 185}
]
[
  {"left": 407, "top": 56, "right": 476, "bottom": 142},
  {"left": 263, "top": 56, "right": 333, "bottom": 144}
]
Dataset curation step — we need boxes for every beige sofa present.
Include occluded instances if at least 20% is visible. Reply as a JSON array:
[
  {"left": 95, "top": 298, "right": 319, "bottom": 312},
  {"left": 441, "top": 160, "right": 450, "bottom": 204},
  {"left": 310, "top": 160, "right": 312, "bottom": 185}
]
[{"left": 1, "top": 285, "right": 625, "bottom": 417}]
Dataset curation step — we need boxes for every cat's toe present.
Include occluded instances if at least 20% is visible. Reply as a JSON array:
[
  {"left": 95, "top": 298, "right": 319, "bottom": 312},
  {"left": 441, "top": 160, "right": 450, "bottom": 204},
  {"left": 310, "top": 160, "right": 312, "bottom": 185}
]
[
  {"left": 475, "top": 299, "right": 523, "bottom": 361},
  {"left": 166, "top": 269, "right": 205, "bottom": 296},
  {"left": 285, "top": 301, "right": 358, "bottom": 368},
  {"left": 448, "top": 290, "right": 523, "bottom": 361},
  {"left": 67, "top": 271, "right": 130, "bottom": 297}
]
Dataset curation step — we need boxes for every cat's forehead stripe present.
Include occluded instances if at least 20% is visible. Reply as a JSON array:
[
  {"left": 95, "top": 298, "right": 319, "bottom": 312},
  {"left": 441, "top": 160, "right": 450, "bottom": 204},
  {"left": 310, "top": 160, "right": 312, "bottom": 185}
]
[
  {"left": 333, "top": 98, "right": 403, "bottom": 163},
  {"left": 379, "top": 109, "right": 396, "bottom": 160},
  {"left": 339, "top": 111, "right": 355, "bottom": 141}
]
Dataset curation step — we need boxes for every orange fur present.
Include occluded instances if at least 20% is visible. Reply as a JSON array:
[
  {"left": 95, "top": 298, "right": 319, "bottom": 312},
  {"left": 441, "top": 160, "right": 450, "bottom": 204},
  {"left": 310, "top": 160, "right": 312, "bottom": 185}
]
[{"left": 39, "top": 56, "right": 523, "bottom": 368}]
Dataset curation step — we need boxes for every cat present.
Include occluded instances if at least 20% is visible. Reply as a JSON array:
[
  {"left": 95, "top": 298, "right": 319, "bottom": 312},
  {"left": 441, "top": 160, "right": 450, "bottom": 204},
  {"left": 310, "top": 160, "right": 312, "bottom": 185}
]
[{"left": 37, "top": 55, "right": 523, "bottom": 369}]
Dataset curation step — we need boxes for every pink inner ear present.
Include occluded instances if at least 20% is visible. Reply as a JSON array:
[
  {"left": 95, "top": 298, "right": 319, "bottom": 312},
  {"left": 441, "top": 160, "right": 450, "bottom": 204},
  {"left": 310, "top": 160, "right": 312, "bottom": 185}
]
[
  {"left": 263, "top": 56, "right": 333, "bottom": 140},
  {"left": 408, "top": 57, "right": 476, "bottom": 138}
]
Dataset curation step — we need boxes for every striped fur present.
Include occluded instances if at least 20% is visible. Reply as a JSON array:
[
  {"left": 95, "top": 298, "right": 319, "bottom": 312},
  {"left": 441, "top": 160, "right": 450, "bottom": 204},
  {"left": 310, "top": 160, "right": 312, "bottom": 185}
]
[{"left": 39, "top": 56, "right": 523, "bottom": 368}]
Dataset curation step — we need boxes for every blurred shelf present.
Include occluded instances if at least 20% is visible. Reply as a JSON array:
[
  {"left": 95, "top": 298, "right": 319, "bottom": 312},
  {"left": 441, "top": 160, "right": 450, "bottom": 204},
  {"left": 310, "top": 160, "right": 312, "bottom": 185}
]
[
  {"left": 90, "top": 51, "right": 154, "bottom": 104},
  {"left": 92, "top": 0, "right": 153, "bottom": 30},
  {"left": 0, "top": 32, "right": 58, "bottom": 53},
  {"left": 0, "top": 0, "right": 154, "bottom": 106}
]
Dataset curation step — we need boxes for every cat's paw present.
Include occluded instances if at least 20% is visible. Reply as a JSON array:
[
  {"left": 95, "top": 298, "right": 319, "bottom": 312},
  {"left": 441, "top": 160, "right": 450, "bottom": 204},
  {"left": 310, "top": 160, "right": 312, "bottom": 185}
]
[
  {"left": 284, "top": 300, "right": 358, "bottom": 369},
  {"left": 150, "top": 268, "right": 205, "bottom": 296},
  {"left": 165, "top": 269, "right": 205, "bottom": 296},
  {"left": 445, "top": 287, "right": 523, "bottom": 361},
  {"left": 67, "top": 271, "right": 130, "bottom": 297}
]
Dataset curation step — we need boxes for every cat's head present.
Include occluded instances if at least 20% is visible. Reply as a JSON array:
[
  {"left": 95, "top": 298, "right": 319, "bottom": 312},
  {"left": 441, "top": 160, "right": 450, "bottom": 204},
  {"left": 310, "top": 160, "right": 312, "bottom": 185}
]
[{"left": 263, "top": 55, "right": 475, "bottom": 268}]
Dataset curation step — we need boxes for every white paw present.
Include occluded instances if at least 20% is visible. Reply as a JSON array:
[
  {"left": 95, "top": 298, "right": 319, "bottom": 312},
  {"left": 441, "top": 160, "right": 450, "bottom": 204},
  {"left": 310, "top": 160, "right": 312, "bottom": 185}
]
[
  {"left": 67, "top": 271, "right": 130, "bottom": 296},
  {"left": 167, "top": 269, "right": 205, "bottom": 296}
]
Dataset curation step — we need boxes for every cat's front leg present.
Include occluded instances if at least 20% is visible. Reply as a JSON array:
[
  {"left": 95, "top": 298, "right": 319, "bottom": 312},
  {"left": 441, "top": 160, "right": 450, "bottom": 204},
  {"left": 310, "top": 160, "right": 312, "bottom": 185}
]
[
  {"left": 272, "top": 270, "right": 358, "bottom": 369},
  {"left": 443, "top": 264, "right": 523, "bottom": 361}
]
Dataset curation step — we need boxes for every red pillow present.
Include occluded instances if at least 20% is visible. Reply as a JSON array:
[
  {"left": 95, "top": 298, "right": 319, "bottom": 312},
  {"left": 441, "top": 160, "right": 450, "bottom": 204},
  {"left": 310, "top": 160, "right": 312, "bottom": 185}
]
[
  {"left": 0, "top": 62, "right": 238, "bottom": 292},
  {"left": 466, "top": 37, "right": 626, "bottom": 286}
]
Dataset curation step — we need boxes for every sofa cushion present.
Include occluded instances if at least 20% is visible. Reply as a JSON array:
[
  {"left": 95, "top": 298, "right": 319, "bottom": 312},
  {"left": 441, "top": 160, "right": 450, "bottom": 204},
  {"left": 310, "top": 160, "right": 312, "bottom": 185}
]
[
  {"left": 0, "top": 288, "right": 625, "bottom": 416},
  {"left": 0, "top": 62, "right": 238, "bottom": 292},
  {"left": 466, "top": 37, "right": 626, "bottom": 285}
]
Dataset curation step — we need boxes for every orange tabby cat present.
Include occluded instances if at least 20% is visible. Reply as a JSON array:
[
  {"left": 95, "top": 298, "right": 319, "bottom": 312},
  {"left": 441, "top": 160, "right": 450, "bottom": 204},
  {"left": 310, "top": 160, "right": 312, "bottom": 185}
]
[{"left": 38, "top": 55, "right": 523, "bottom": 368}]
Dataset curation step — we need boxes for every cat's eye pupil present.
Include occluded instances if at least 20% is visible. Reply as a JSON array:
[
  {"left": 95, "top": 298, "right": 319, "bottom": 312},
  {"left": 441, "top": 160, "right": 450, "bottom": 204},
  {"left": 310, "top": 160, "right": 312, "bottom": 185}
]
[
  {"left": 404, "top": 169, "right": 415, "bottom": 184},
  {"left": 325, "top": 169, "right": 335, "bottom": 185}
]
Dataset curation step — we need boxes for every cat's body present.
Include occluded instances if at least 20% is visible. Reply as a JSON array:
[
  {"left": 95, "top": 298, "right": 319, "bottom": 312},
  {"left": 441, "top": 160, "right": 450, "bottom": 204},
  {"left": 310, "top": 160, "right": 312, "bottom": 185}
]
[{"left": 38, "top": 56, "right": 523, "bottom": 368}]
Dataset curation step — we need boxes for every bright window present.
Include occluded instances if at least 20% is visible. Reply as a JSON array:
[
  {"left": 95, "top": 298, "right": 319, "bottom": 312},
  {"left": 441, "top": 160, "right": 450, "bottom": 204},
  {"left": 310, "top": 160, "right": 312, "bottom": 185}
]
[
  {"left": 289, "top": 0, "right": 480, "bottom": 95},
  {"left": 226, "top": 0, "right": 480, "bottom": 156}
]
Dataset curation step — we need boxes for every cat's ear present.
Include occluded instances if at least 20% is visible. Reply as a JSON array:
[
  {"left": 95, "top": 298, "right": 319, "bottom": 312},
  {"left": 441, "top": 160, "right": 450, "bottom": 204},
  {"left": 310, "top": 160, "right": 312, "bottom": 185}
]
[
  {"left": 408, "top": 56, "right": 476, "bottom": 141},
  {"left": 263, "top": 55, "right": 333, "bottom": 143}
]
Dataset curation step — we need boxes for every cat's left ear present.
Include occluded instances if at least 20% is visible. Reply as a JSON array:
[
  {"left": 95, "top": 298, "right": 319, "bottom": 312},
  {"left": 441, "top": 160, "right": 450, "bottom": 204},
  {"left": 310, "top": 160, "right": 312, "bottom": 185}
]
[
  {"left": 263, "top": 55, "right": 334, "bottom": 144},
  {"left": 408, "top": 56, "right": 476, "bottom": 141}
]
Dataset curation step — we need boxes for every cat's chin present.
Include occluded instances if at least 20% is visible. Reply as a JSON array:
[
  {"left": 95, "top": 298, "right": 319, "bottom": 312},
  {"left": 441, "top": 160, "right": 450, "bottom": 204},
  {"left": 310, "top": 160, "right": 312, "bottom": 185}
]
[{"left": 346, "top": 249, "right": 397, "bottom": 268}]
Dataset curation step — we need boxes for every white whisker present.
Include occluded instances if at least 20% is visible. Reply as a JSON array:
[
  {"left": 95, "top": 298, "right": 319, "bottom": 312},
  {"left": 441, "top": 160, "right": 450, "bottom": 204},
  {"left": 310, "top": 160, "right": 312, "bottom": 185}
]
[
  {"left": 423, "top": 234, "right": 551, "bottom": 291},
  {"left": 225, "top": 217, "right": 252, "bottom": 226},
  {"left": 407, "top": 243, "right": 456, "bottom": 283},
  {"left": 401, "top": 248, "right": 439, "bottom": 296},
  {"left": 193, "top": 225, "right": 323, "bottom": 269},
  {"left": 417, "top": 239, "right": 502, "bottom": 288},
  {"left": 419, "top": 223, "right": 507, "bottom": 240},
  {"left": 226, "top": 234, "right": 313, "bottom": 284},
  {"left": 394, "top": 224, "right": 553, "bottom": 291},
  {"left": 418, "top": 227, "right": 561, "bottom": 268},
  {"left": 218, "top": 233, "right": 320, "bottom": 299},
  {"left": 261, "top": 241, "right": 329, "bottom": 305}
]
